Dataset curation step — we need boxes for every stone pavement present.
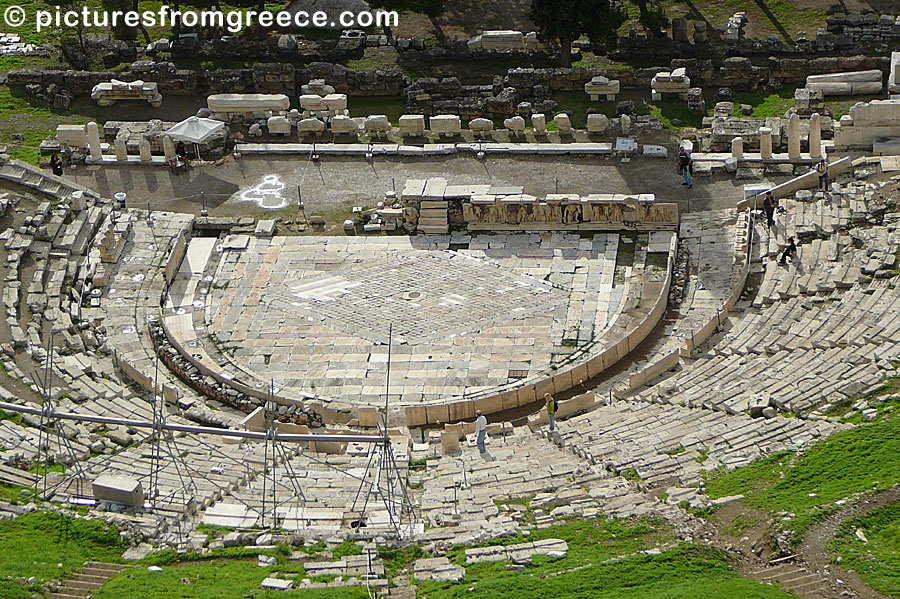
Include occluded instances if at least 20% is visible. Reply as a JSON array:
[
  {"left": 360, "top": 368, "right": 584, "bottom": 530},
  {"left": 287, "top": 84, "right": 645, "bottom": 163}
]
[
  {"left": 206, "top": 233, "right": 627, "bottom": 406},
  {"left": 69, "top": 155, "right": 745, "bottom": 218}
]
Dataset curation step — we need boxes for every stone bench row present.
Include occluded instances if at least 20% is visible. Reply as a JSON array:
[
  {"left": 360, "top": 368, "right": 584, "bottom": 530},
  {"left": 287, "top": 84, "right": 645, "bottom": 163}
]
[
  {"left": 649, "top": 344, "right": 887, "bottom": 416},
  {"left": 555, "top": 400, "right": 845, "bottom": 489},
  {"left": 0, "top": 159, "right": 101, "bottom": 203},
  {"left": 729, "top": 281, "right": 900, "bottom": 357}
]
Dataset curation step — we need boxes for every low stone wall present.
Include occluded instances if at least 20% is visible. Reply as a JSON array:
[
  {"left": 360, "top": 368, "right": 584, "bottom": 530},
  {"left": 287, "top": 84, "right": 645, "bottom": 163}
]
[
  {"left": 8, "top": 61, "right": 409, "bottom": 97},
  {"left": 461, "top": 196, "right": 679, "bottom": 231},
  {"left": 738, "top": 157, "right": 853, "bottom": 209},
  {"left": 164, "top": 231, "right": 187, "bottom": 285}
]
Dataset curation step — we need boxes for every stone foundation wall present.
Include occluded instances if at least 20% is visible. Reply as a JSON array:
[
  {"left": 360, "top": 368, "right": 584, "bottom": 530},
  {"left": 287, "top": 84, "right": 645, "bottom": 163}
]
[
  {"left": 8, "top": 53, "right": 892, "bottom": 123},
  {"left": 7, "top": 61, "right": 408, "bottom": 97}
]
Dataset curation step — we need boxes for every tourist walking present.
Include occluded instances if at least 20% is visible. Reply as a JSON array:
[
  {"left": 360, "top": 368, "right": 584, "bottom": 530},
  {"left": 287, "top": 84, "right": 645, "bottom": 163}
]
[
  {"left": 779, "top": 237, "right": 798, "bottom": 266},
  {"left": 475, "top": 410, "right": 487, "bottom": 453},
  {"left": 50, "top": 154, "right": 63, "bottom": 177},
  {"left": 816, "top": 159, "right": 829, "bottom": 191},
  {"left": 545, "top": 393, "right": 557, "bottom": 432},
  {"left": 678, "top": 147, "right": 693, "bottom": 188},
  {"left": 763, "top": 191, "right": 777, "bottom": 229}
]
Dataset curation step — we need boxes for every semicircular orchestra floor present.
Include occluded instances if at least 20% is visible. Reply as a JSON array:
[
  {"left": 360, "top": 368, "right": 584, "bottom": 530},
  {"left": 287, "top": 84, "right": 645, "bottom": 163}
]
[{"left": 205, "top": 232, "right": 628, "bottom": 407}]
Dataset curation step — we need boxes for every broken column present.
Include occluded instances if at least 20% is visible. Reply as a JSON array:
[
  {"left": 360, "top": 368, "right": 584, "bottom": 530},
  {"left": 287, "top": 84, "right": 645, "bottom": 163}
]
[
  {"left": 809, "top": 112, "right": 822, "bottom": 159},
  {"left": 162, "top": 135, "right": 176, "bottom": 161},
  {"left": 114, "top": 139, "right": 127, "bottom": 161},
  {"left": 139, "top": 138, "right": 151, "bottom": 162},
  {"left": 86, "top": 121, "right": 102, "bottom": 161},
  {"left": 759, "top": 126, "right": 773, "bottom": 159},
  {"left": 731, "top": 136, "right": 743, "bottom": 160},
  {"left": 788, "top": 113, "right": 801, "bottom": 160}
]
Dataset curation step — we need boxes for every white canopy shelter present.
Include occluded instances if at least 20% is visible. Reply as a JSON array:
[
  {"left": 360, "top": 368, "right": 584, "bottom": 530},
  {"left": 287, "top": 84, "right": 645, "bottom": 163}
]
[
  {"left": 165, "top": 117, "right": 226, "bottom": 215},
  {"left": 166, "top": 116, "right": 225, "bottom": 144}
]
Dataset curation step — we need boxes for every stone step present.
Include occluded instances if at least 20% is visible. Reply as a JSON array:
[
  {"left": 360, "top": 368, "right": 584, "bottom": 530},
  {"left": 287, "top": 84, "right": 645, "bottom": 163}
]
[
  {"left": 62, "top": 580, "right": 102, "bottom": 591},
  {"left": 778, "top": 570, "right": 819, "bottom": 586},
  {"left": 53, "top": 588, "right": 91, "bottom": 598},
  {"left": 84, "top": 562, "right": 129, "bottom": 570},
  {"left": 420, "top": 200, "right": 448, "bottom": 209},
  {"left": 418, "top": 225, "right": 449, "bottom": 234},
  {"left": 789, "top": 577, "right": 830, "bottom": 592}
]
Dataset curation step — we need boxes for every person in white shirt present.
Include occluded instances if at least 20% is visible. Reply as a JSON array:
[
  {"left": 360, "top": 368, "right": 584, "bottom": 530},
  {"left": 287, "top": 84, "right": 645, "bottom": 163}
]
[{"left": 474, "top": 410, "right": 487, "bottom": 453}]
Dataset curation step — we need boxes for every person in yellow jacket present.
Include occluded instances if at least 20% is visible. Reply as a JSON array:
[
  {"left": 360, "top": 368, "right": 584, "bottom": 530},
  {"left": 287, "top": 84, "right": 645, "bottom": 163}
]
[{"left": 545, "top": 393, "right": 557, "bottom": 431}]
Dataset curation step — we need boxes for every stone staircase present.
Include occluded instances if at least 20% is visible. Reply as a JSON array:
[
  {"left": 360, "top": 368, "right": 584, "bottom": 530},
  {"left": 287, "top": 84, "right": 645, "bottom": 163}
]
[
  {"left": 748, "top": 558, "right": 833, "bottom": 598},
  {"left": 0, "top": 159, "right": 101, "bottom": 203},
  {"left": 51, "top": 562, "right": 129, "bottom": 599},
  {"left": 418, "top": 199, "right": 449, "bottom": 234}
]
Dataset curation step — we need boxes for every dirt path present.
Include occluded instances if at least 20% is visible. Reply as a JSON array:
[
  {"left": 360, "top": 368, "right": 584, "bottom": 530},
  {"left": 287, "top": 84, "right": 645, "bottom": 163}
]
[{"left": 797, "top": 488, "right": 900, "bottom": 599}]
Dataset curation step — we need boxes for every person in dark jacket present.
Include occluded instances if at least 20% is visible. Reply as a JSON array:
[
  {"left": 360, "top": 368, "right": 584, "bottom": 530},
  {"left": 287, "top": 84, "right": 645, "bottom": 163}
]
[
  {"left": 677, "top": 147, "right": 693, "bottom": 188},
  {"left": 763, "top": 191, "right": 777, "bottom": 228},
  {"left": 779, "top": 237, "right": 797, "bottom": 266},
  {"left": 816, "top": 159, "right": 829, "bottom": 191},
  {"left": 50, "top": 154, "right": 63, "bottom": 176}
]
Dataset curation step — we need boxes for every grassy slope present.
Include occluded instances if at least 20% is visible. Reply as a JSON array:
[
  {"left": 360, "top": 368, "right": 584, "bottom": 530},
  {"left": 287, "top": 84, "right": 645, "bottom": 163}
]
[
  {"left": 704, "top": 382, "right": 900, "bottom": 538},
  {"left": 419, "top": 517, "right": 792, "bottom": 599},
  {"left": 831, "top": 502, "right": 900, "bottom": 597},
  {"left": 0, "top": 511, "right": 125, "bottom": 598},
  {"left": 422, "top": 544, "right": 794, "bottom": 599},
  {"left": 89, "top": 515, "right": 788, "bottom": 599},
  {"left": 95, "top": 558, "right": 368, "bottom": 599}
]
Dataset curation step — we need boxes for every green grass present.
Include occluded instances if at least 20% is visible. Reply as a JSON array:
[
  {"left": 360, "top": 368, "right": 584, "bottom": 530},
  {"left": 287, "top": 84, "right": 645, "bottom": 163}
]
[
  {"left": 723, "top": 513, "right": 763, "bottom": 537},
  {"left": 346, "top": 95, "right": 407, "bottom": 126},
  {"left": 0, "top": 511, "right": 125, "bottom": 597},
  {"left": 445, "top": 516, "right": 666, "bottom": 570},
  {"left": 331, "top": 540, "right": 363, "bottom": 559},
  {"left": 551, "top": 90, "right": 704, "bottom": 130},
  {"left": 377, "top": 544, "right": 425, "bottom": 579},
  {"left": 422, "top": 543, "right": 795, "bottom": 599},
  {"left": 0, "top": 482, "right": 34, "bottom": 503},
  {"left": 831, "top": 502, "right": 900, "bottom": 597},
  {"left": 732, "top": 89, "right": 795, "bottom": 119},
  {"left": 95, "top": 557, "right": 368, "bottom": 599},
  {"left": 704, "top": 411, "right": 900, "bottom": 539}
]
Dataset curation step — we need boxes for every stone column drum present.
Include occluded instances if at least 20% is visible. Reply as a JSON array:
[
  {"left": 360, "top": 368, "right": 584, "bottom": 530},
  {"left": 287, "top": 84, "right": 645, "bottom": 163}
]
[
  {"left": 114, "top": 139, "right": 127, "bottom": 161},
  {"left": 809, "top": 112, "right": 822, "bottom": 159},
  {"left": 759, "top": 126, "right": 773, "bottom": 159},
  {"left": 86, "top": 121, "right": 102, "bottom": 161},
  {"left": 731, "top": 136, "right": 743, "bottom": 160},
  {"left": 788, "top": 113, "right": 801, "bottom": 160}
]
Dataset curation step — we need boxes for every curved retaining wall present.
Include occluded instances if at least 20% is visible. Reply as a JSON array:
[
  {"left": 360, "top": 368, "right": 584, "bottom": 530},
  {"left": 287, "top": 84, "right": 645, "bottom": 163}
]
[{"left": 612, "top": 210, "right": 752, "bottom": 398}]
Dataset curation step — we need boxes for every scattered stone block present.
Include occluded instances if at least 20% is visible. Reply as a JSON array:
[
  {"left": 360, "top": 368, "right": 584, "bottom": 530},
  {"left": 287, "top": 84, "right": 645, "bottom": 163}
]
[
  {"left": 398, "top": 114, "right": 425, "bottom": 136},
  {"left": 262, "top": 577, "right": 294, "bottom": 590},
  {"left": 430, "top": 115, "right": 461, "bottom": 136},
  {"left": 468, "top": 118, "right": 494, "bottom": 134},
  {"left": 586, "top": 114, "right": 609, "bottom": 133},
  {"left": 585, "top": 76, "right": 620, "bottom": 101},
  {"left": 553, "top": 113, "right": 572, "bottom": 133},
  {"left": 92, "top": 475, "right": 143, "bottom": 507}
]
